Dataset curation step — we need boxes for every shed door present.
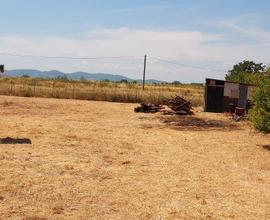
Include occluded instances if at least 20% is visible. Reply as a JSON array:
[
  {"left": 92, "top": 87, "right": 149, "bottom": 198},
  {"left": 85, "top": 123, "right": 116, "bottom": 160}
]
[
  {"left": 238, "top": 85, "right": 248, "bottom": 109},
  {"left": 206, "top": 86, "right": 224, "bottom": 113}
]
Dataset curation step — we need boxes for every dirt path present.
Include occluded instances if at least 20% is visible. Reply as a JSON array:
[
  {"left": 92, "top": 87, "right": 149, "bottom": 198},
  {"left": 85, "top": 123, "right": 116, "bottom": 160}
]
[{"left": 0, "top": 96, "right": 269, "bottom": 219}]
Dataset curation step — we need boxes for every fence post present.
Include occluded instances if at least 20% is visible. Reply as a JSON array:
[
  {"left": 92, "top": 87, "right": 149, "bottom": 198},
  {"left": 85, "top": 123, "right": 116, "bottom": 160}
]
[
  {"left": 33, "top": 82, "right": 36, "bottom": 97},
  {"left": 52, "top": 82, "right": 55, "bottom": 98},
  {"left": 10, "top": 82, "right": 12, "bottom": 95},
  {"left": 135, "top": 88, "right": 138, "bottom": 102},
  {"left": 72, "top": 84, "right": 75, "bottom": 99}
]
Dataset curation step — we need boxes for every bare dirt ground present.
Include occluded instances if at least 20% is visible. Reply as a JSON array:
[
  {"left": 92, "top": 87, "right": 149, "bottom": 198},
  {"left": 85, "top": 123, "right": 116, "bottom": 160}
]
[{"left": 0, "top": 95, "right": 269, "bottom": 220}]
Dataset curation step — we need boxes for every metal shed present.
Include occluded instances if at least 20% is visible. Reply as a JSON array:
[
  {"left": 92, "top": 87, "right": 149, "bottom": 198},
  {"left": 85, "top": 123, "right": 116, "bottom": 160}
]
[
  {"left": 0, "top": 65, "right": 4, "bottom": 73},
  {"left": 204, "top": 78, "right": 255, "bottom": 113}
]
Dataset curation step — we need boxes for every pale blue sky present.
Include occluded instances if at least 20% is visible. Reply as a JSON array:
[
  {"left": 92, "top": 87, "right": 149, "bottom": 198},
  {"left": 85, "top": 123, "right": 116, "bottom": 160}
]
[{"left": 0, "top": 0, "right": 270, "bottom": 82}]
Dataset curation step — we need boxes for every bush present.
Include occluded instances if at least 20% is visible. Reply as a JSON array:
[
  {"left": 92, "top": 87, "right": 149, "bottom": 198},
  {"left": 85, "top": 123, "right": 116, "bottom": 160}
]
[
  {"left": 120, "top": 79, "right": 128, "bottom": 84},
  {"left": 250, "top": 72, "right": 270, "bottom": 132},
  {"left": 172, "top": 81, "right": 182, "bottom": 86},
  {"left": 21, "top": 87, "right": 32, "bottom": 97}
]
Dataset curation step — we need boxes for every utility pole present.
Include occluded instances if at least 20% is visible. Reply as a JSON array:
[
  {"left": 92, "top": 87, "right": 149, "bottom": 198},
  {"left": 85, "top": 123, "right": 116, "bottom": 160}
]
[{"left": 142, "top": 55, "right": 147, "bottom": 90}]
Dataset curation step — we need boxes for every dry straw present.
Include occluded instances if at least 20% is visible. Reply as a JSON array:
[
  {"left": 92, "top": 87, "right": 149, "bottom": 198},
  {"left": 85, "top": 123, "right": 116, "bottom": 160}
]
[
  {"left": 0, "top": 77, "right": 204, "bottom": 106},
  {"left": 0, "top": 95, "right": 269, "bottom": 219}
]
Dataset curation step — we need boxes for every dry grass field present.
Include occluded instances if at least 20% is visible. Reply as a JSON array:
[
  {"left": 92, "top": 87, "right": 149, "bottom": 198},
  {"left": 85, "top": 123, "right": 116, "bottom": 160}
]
[
  {"left": 0, "top": 95, "right": 269, "bottom": 220},
  {"left": 0, "top": 77, "right": 204, "bottom": 106}
]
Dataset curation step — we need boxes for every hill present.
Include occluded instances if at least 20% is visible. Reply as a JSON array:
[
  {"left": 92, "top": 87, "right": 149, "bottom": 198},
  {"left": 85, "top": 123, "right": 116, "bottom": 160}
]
[{"left": 4, "top": 69, "right": 165, "bottom": 84}]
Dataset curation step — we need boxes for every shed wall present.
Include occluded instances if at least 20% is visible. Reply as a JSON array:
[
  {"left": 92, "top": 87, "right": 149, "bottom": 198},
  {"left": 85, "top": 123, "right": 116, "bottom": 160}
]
[{"left": 205, "top": 78, "right": 253, "bottom": 113}]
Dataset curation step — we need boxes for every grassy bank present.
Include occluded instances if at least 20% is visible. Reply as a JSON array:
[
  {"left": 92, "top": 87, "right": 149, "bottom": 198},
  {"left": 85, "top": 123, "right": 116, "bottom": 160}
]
[{"left": 0, "top": 77, "right": 204, "bottom": 106}]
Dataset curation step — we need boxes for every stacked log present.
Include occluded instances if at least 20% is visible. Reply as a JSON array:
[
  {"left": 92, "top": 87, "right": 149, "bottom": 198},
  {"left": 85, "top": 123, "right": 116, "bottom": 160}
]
[
  {"left": 134, "top": 103, "right": 164, "bottom": 113},
  {"left": 167, "top": 96, "right": 193, "bottom": 115}
]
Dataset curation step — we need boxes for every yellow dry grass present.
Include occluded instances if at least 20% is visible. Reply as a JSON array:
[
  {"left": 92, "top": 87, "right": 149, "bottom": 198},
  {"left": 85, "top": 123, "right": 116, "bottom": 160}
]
[
  {"left": 0, "top": 77, "right": 204, "bottom": 106},
  {"left": 0, "top": 95, "right": 269, "bottom": 220}
]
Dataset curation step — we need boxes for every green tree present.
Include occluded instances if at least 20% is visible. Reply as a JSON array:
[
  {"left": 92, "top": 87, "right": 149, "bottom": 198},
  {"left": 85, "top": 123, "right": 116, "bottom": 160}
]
[
  {"left": 172, "top": 81, "right": 182, "bottom": 86},
  {"left": 56, "top": 75, "right": 69, "bottom": 81},
  {"left": 80, "top": 76, "right": 86, "bottom": 81},
  {"left": 22, "top": 74, "right": 30, "bottom": 78},
  {"left": 120, "top": 79, "right": 128, "bottom": 84},
  {"left": 102, "top": 79, "right": 110, "bottom": 82},
  {"left": 249, "top": 70, "right": 270, "bottom": 132},
  {"left": 225, "top": 60, "right": 266, "bottom": 84}
]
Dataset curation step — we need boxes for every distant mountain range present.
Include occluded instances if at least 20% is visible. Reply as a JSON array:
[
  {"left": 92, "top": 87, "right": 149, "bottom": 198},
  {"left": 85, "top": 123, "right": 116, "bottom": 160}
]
[{"left": 4, "top": 69, "right": 166, "bottom": 84}]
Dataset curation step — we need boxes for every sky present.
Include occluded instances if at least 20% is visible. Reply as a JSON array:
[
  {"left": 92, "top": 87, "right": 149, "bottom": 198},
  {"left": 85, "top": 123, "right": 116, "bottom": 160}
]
[{"left": 0, "top": 0, "right": 270, "bottom": 82}]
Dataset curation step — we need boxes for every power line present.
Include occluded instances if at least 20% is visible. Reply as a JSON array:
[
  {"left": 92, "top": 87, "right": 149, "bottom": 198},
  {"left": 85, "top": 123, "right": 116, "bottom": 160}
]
[
  {"left": 0, "top": 51, "right": 228, "bottom": 72},
  {"left": 149, "top": 56, "right": 226, "bottom": 72},
  {"left": 0, "top": 52, "right": 139, "bottom": 60}
]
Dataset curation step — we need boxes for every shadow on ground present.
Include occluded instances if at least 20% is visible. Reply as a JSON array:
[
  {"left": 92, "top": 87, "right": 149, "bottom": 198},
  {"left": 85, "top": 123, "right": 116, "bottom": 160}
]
[
  {"left": 260, "top": 145, "right": 270, "bottom": 151},
  {"left": 0, "top": 137, "right": 32, "bottom": 144},
  {"left": 159, "top": 115, "right": 239, "bottom": 131}
]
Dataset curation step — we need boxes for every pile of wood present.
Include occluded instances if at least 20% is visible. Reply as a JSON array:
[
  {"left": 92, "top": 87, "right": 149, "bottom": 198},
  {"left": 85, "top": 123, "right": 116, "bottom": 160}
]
[
  {"left": 134, "top": 103, "right": 164, "bottom": 113},
  {"left": 167, "top": 96, "right": 193, "bottom": 115},
  {"left": 134, "top": 96, "right": 193, "bottom": 115}
]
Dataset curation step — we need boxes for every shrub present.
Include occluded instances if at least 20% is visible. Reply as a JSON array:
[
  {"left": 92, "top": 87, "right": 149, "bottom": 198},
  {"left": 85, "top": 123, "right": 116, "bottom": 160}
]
[
  {"left": 249, "top": 72, "right": 270, "bottom": 132},
  {"left": 21, "top": 87, "right": 32, "bottom": 97},
  {"left": 172, "top": 81, "right": 182, "bottom": 86},
  {"left": 120, "top": 79, "right": 128, "bottom": 84}
]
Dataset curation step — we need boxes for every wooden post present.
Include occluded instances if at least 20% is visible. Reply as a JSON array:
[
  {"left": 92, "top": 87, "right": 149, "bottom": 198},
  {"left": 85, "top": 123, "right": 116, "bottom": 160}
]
[
  {"left": 33, "top": 83, "right": 36, "bottom": 97},
  {"left": 142, "top": 55, "right": 147, "bottom": 90},
  {"left": 72, "top": 84, "right": 75, "bottom": 99},
  {"left": 10, "top": 81, "right": 13, "bottom": 95},
  {"left": 52, "top": 82, "right": 55, "bottom": 97}
]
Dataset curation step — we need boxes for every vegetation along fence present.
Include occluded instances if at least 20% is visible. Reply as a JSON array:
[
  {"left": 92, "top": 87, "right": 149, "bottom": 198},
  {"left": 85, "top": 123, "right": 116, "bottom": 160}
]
[{"left": 0, "top": 77, "right": 204, "bottom": 106}]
